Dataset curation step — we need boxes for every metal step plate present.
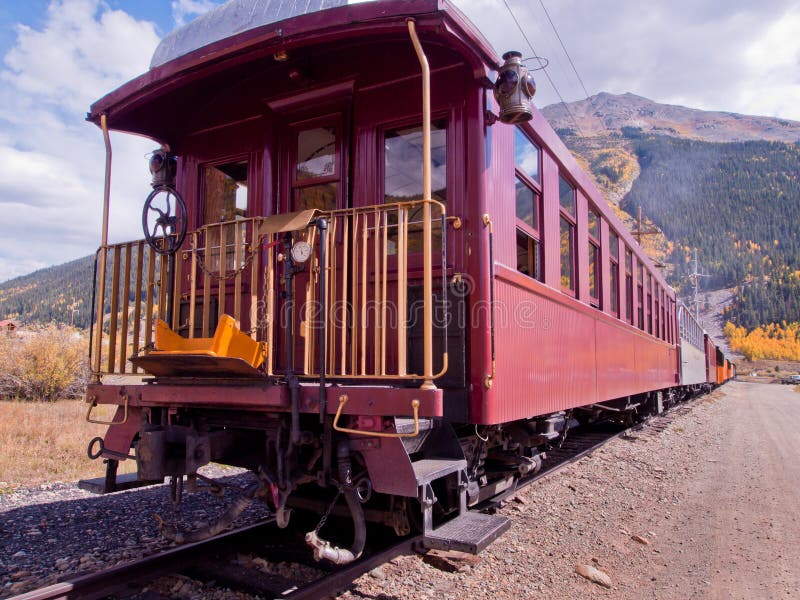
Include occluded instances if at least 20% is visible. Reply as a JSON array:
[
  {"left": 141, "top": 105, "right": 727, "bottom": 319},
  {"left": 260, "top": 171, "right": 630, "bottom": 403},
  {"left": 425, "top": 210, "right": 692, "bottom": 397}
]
[
  {"left": 423, "top": 511, "right": 511, "bottom": 554},
  {"left": 411, "top": 458, "right": 467, "bottom": 486},
  {"left": 78, "top": 473, "right": 162, "bottom": 494}
]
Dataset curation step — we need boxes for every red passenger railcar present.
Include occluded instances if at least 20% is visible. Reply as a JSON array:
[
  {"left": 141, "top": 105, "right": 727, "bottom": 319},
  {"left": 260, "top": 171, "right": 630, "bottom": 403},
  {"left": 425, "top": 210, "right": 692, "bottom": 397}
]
[{"left": 83, "top": 0, "right": 701, "bottom": 558}]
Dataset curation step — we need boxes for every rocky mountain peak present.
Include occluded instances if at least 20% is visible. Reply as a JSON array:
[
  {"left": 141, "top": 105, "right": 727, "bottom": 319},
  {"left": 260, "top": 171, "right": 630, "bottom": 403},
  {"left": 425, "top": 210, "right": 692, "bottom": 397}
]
[{"left": 540, "top": 93, "right": 800, "bottom": 143}]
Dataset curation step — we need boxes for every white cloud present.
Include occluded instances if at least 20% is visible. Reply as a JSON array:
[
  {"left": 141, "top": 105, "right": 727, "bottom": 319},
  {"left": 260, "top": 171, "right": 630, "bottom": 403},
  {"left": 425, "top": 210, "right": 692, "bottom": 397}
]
[
  {"left": 172, "top": 0, "right": 219, "bottom": 27},
  {"left": 0, "top": 0, "right": 160, "bottom": 282},
  {"left": 740, "top": 6, "right": 800, "bottom": 118},
  {"left": 455, "top": 0, "right": 800, "bottom": 120}
]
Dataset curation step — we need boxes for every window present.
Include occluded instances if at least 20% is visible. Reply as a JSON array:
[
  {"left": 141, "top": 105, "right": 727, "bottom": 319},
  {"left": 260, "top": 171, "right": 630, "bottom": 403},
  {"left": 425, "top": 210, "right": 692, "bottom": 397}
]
[
  {"left": 203, "top": 160, "right": 248, "bottom": 223},
  {"left": 514, "top": 130, "right": 542, "bottom": 280},
  {"left": 609, "top": 231, "right": 620, "bottom": 317},
  {"left": 202, "top": 160, "right": 248, "bottom": 271},
  {"left": 517, "top": 229, "right": 540, "bottom": 278},
  {"left": 559, "top": 176, "right": 576, "bottom": 293},
  {"left": 514, "top": 127, "right": 540, "bottom": 183},
  {"left": 654, "top": 283, "right": 660, "bottom": 338},
  {"left": 637, "top": 260, "right": 644, "bottom": 330},
  {"left": 384, "top": 120, "right": 447, "bottom": 253},
  {"left": 625, "top": 248, "right": 633, "bottom": 324},
  {"left": 293, "top": 125, "right": 339, "bottom": 212},
  {"left": 588, "top": 209, "right": 601, "bottom": 307}
]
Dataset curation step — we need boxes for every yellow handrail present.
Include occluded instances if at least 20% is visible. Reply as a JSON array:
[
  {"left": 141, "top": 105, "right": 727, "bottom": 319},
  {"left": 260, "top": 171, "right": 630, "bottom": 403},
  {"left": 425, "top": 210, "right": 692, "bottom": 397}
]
[
  {"left": 86, "top": 394, "right": 128, "bottom": 426},
  {"left": 332, "top": 395, "right": 421, "bottom": 438}
]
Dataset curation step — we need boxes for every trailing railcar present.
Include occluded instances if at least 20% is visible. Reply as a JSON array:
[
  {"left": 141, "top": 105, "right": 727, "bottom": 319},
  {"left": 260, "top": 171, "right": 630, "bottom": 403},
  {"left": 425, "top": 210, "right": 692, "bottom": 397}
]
[
  {"left": 84, "top": 0, "right": 696, "bottom": 559},
  {"left": 677, "top": 304, "right": 710, "bottom": 395}
]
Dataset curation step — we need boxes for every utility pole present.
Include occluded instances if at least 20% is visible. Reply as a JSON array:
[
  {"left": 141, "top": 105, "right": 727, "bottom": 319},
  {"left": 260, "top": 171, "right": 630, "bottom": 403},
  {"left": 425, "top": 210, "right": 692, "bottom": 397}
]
[
  {"left": 689, "top": 248, "right": 710, "bottom": 321},
  {"left": 632, "top": 206, "right": 661, "bottom": 246},
  {"left": 631, "top": 206, "right": 666, "bottom": 269}
]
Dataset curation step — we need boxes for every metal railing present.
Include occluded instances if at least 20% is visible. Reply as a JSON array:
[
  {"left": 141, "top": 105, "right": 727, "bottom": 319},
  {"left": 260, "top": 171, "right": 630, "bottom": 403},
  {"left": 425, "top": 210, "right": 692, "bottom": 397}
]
[{"left": 89, "top": 201, "right": 448, "bottom": 385}]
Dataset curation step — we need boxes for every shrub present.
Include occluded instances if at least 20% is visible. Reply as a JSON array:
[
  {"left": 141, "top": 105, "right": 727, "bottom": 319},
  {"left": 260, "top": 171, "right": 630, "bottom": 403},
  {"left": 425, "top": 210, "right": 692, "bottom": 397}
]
[{"left": 0, "top": 325, "right": 89, "bottom": 401}]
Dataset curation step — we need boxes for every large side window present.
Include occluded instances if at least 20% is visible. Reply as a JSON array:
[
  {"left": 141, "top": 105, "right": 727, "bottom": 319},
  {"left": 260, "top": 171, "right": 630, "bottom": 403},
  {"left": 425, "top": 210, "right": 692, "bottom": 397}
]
[
  {"left": 559, "top": 175, "right": 576, "bottom": 293},
  {"left": 588, "top": 209, "right": 601, "bottom": 307},
  {"left": 609, "top": 230, "right": 620, "bottom": 317},
  {"left": 202, "top": 159, "right": 248, "bottom": 271},
  {"left": 384, "top": 119, "right": 446, "bottom": 254},
  {"left": 514, "top": 128, "right": 542, "bottom": 280}
]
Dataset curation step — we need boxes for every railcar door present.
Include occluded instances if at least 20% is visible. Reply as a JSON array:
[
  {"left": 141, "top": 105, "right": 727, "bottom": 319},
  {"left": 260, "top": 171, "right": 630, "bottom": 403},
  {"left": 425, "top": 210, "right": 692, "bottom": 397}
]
[
  {"left": 272, "top": 109, "right": 350, "bottom": 376},
  {"left": 175, "top": 124, "right": 265, "bottom": 343}
]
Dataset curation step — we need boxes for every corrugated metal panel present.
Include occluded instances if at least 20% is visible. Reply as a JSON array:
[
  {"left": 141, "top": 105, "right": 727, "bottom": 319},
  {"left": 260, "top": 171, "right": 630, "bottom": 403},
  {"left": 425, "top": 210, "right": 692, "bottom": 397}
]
[
  {"left": 478, "top": 266, "right": 679, "bottom": 424},
  {"left": 680, "top": 340, "right": 707, "bottom": 385},
  {"left": 151, "top": 0, "right": 348, "bottom": 67},
  {"left": 488, "top": 277, "right": 596, "bottom": 423},
  {"left": 486, "top": 122, "right": 516, "bottom": 268}
]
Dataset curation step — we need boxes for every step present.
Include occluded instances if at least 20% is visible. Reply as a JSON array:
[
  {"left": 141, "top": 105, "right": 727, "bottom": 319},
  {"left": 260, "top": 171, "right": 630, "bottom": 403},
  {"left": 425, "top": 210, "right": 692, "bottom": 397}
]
[
  {"left": 411, "top": 457, "right": 467, "bottom": 486},
  {"left": 78, "top": 473, "right": 162, "bottom": 494},
  {"left": 423, "top": 511, "right": 511, "bottom": 554}
]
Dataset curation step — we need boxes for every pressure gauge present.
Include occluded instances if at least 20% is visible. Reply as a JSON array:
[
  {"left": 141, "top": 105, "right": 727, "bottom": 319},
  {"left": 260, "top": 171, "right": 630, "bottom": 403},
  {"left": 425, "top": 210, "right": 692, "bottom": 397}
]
[{"left": 290, "top": 240, "right": 313, "bottom": 264}]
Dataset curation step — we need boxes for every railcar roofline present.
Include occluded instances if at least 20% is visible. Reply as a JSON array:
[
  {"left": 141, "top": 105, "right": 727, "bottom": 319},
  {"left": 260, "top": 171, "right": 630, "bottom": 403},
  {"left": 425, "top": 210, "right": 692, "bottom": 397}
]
[{"left": 87, "top": 0, "right": 497, "bottom": 128}]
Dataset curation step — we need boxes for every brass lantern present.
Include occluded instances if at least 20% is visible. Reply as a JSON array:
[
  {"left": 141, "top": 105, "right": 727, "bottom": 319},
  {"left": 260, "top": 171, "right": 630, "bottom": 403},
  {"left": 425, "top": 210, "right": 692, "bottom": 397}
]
[
  {"left": 149, "top": 148, "right": 177, "bottom": 188},
  {"left": 493, "top": 51, "right": 537, "bottom": 124}
]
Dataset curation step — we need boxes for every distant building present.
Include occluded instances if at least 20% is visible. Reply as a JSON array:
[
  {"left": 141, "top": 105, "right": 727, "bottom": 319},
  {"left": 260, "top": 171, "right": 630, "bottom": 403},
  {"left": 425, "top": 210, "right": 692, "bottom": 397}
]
[
  {"left": 0, "top": 320, "right": 18, "bottom": 334},
  {"left": 0, "top": 320, "right": 18, "bottom": 333}
]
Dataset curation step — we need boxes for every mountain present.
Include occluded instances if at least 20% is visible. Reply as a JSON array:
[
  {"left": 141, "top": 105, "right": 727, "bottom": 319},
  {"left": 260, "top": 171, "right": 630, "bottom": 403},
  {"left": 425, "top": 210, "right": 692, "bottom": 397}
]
[
  {"left": 543, "top": 93, "right": 800, "bottom": 331},
  {"left": 0, "top": 255, "right": 95, "bottom": 328},
  {"left": 542, "top": 92, "right": 800, "bottom": 144}
]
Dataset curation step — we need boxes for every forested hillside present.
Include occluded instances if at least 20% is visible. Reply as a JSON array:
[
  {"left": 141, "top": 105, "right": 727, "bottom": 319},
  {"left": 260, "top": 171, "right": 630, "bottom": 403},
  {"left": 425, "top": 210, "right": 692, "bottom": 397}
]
[
  {"left": 0, "top": 255, "right": 95, "bottom": 328},
  {"left": 619, "top": 133, "right": 800, "bottom": 328},
  {"left": 545, "top": 94, "right": 800, "bottom": 333}
]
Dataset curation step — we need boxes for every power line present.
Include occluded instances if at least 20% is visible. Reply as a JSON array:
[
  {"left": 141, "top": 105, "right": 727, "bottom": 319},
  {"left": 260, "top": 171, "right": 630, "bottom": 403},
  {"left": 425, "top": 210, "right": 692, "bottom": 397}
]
[
  {"left": 500, "top": 0, "right": 585, "bottom": 137},
  {"left": 537, "top": 0, "right": 591, "bottom": 101}
]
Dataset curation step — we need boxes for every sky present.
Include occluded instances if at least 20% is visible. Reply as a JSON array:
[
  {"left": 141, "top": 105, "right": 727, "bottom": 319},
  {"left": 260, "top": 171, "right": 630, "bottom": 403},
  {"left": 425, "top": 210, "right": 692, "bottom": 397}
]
[{"left": 0, "top": 0, "right": 798, "bottom": 283}]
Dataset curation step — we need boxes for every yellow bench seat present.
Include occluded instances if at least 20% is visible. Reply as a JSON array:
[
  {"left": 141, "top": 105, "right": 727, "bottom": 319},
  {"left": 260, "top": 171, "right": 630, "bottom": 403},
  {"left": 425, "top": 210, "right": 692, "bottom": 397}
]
[{"left": 151, "top": 314, "right": 265, "bottom": 370}]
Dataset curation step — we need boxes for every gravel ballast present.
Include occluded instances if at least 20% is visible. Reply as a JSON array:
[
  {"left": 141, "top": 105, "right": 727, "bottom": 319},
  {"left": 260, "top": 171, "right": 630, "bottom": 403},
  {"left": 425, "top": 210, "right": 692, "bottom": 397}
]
[{"left": 2, "top": 381, "right": 798, "bottom": 599}]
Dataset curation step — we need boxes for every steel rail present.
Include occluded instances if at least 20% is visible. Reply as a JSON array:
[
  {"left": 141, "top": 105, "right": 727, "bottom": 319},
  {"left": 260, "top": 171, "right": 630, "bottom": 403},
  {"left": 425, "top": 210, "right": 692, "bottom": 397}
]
[
  {"left": 9, "top": 520, "right": 275, "bottom": 600},
  {"left": 284, "top": 535, "right": 422, "bottom": 600}
]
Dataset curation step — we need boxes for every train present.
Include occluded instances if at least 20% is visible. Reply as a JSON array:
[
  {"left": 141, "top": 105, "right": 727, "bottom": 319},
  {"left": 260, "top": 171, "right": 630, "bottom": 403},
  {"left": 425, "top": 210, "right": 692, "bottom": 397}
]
[{"left": 82, "top": 0, "right": 734, "bottom": 562}]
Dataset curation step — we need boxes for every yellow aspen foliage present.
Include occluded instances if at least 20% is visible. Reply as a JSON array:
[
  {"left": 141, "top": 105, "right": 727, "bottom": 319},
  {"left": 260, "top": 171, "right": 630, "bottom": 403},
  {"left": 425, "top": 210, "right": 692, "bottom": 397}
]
[{"left": 724, "top": 320, "right": 800, "bottom": 361}]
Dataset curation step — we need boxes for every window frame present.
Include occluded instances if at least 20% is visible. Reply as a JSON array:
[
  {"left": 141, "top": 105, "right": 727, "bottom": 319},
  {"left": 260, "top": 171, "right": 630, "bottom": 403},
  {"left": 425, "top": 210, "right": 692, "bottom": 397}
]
[
  {"left": 609, "top": 230, "right": 620, "bottom": 318},
  {"left": 647, "top": 274, "right": 653, "bottom": 335},
  {"left": 587, "top": 208, "right": 602, "bottom": 308},
  {"left": 637, "top": 260, "right": 645, "bottom": 330},
  {"left": 513, "top": 130, "right": 543, "bottom": 281},
  {"left": 199, "top": 154, "right": 252, "bottom": 228},
  {"left": 379, "top": 114, "right": 450, "bottom": 259},
  {"left": 558, "top": 174, "right": 577, "bottom": 295},
  {"left": 625, "top": 248, "right": 633, "bottom": 324},
  {"left": 286, "top": 112, "right": 346, "bottom": 213}
]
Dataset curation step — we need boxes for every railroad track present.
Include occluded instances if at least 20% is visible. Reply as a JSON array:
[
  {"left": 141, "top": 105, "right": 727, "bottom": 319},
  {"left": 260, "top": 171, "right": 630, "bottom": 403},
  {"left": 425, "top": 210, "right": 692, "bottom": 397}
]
[{"left": 10, "top": 397, "right": 699, "bottom": 600}]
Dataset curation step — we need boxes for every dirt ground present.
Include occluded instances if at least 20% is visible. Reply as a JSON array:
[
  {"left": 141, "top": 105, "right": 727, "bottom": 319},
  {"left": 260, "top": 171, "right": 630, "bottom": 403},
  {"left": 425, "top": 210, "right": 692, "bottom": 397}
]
[{"left": 343, "top": 381, "right": 800, "bottom": 599}]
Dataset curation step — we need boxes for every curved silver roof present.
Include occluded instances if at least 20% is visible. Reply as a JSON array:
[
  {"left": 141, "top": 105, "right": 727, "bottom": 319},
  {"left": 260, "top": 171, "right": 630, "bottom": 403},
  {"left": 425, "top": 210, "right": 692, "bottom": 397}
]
[{"left": 150, "top": 0, "right": 348, "bottom": 68}]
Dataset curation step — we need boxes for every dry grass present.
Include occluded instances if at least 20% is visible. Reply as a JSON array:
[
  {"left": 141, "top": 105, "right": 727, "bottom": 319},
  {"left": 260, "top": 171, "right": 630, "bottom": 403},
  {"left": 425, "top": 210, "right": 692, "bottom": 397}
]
[{"left": 0, "top": 399, "right": 135, "bottom": 491}]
